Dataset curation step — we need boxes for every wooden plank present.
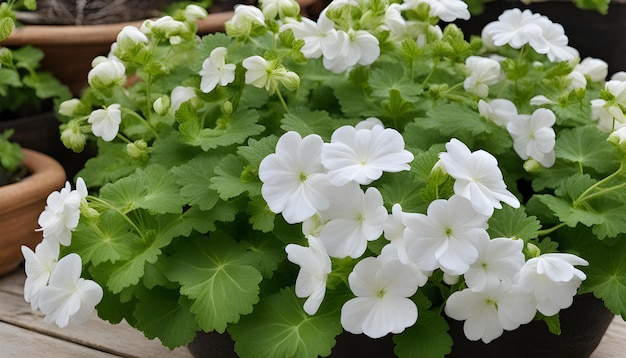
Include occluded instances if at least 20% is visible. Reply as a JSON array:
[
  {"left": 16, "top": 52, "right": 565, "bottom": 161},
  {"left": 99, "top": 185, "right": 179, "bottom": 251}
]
[
  {"left": 0, "top": 269, "right": 192, "bottom": 358},
  {"left": 591, "top": 316, "right": 626, "bottom": 358},
  {"left": 0, "top": 321, "right": 118, "bottom": 357}
]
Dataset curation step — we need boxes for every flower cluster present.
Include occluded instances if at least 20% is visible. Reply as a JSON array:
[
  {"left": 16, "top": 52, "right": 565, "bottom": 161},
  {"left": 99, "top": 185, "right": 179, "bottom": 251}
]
[
  {"left": 22, "top": 179, "right": 103, "bottom": 328},
  {"left": 24, "top": 0, "right": 626, "bottom": 356}
]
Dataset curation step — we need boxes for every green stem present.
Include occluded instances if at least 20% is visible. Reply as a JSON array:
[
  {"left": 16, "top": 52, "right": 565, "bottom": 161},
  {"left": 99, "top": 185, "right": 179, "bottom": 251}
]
[
  {"left": 574, "top": 161, "right": 625, "bottom": 207},
  {"left": 421, "top": 59, "right": 439, "bottom": 88},
  {"left": 86, "top": 195, "right": 144, "bottom": 238},
  {"left": 275, "top": 89, "right": 289, "bottom": 112},
  {"left": 121, "top": 108, "right": 159, "bottom": 138},
  {"left": 537, "top": 222, "right": 566, "bottom": 237}
]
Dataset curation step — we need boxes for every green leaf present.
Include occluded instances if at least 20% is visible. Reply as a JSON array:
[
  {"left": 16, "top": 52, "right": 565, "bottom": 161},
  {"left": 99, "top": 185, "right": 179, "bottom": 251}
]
[
  {"left": 71, "top": 210, "right": 135, "bottom": 265},
  {"left": 532, "top": 161, "right": 580, "bottom": 191},
  {"left": 247, "top": 195, "right": 276, "bottom": 233},
  {"left": 537, "top": 312, "right": 561, "bottom": 335},
  {"left": 229, "top": 287, "right": 343, "bottom": 358},
  {"left": 487, "top": 205, "right": 541, "bottom": 240},
  {"left": 377, "top": 171, "right": 424, "bottom": 213},
  {"left": 535, "top": 194, "right": 604, "bottom": 228},
  {"left": 0, "top": 17, "right": 14, "bottom": 42},
  {"left": 210, "top": 154, "right": 261, "bottom": 200},
  {"left": 281, "top": 107, "right": 343, "bottom": 141},
  {"left": 164, "top": 233, "right": 263, "bottom": 333},
  {"left": 22, "top": 71, "right": 71, "bottom": 100},
  {"left": 240, "top": 234, "right": 286, "bottom": 278},
  {"left": 99, "top": 165, "right": 186, "bottom": 214},
  {"left": 422, "top": 103, "right": 497, "bottom": 137},
  {"left": 382, "top": 89, "right": 417, "bottom": 120},
  {"left": 237, "top": 135, "right": 279, "bottom": 169},
  {"left": 78, "top": 141, "right": 140, "bottom": 187},
  {"left": 591, "top": 203, "right": 626, "bottom": 240},
  {"left": 555, "top": 126, "right": 619, "bottom": 174},
  {"left": 134, "top": 287, "right": 200, "bottom": 349},
  {"left": 369, "top": 65, "right": 423, "bottom": 100},
  {"left": 172, "top": 153, "right": 222, "bottom": 210},
  {"left": 579, "top": 239, "right": 626, "bottom": 317},
  {"left": 393, "top": 292, "right": 452, "bottom": 358},
  {"left": 182, "top": 200, "right": 239, "bottom": 234},
  {"left": 95, "top": 212, "right": 188, "bottom": 293}
]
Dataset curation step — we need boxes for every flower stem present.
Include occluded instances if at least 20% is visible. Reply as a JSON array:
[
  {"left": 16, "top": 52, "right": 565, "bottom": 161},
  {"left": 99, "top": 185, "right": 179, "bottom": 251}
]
[
  {"left": 537, "top": 222, "right": 566, "bottom": 237},
  {"left": 86, "top": 195, "right": 144, "bottom": 238}
]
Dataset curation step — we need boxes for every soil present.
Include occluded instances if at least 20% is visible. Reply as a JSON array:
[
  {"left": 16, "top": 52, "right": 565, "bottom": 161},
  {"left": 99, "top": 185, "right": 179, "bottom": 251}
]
[{"left": 0, "top": 164, "right": 28, "bottom": 186}]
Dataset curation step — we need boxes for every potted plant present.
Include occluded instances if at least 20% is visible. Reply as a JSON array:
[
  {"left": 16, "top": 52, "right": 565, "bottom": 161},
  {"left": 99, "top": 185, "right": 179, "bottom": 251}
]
[{"left": 21, "top": 0, "right": 626, "bottom": 357}]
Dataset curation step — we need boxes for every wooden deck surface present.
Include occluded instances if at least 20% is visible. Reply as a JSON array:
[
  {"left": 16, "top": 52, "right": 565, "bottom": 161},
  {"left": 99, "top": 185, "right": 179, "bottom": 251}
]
[{"left": 1, "top": 266, "right": 625, "bottom": 357}]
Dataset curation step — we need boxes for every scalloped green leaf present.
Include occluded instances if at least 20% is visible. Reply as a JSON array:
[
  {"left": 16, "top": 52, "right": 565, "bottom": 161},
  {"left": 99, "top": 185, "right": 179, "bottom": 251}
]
[
  {"left": 487, "top": 205, "right": 541, "bottom": 241},
  {"left": 172, "top": 153, "right": 222, "bottom": 211},
  {"left": 164, "top": 233, "right": 263, "bottom": 333},
  {"left": 580, "top": 239, "right": 626, "bottom": 317},
  {"left": 555, "top": 126, "right": 619, "bottom": 174},
  {"left": 229, "top": 287, "right": 343, "bottom": 358},
  {"left": 71, "top": 210, "right": 135, "bottom": 265}
]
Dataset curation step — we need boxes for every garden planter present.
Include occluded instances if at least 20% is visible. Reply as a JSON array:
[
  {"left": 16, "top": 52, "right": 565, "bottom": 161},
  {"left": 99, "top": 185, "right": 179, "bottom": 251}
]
[
  {"left": 456, "top": 0, "right": 626, "bottom": 73},
  {"left": 187, "top": 294, "right": 613, "bottom": 358},
  {"left": 0, "top": 149, "right": 66, "bottom": 276},
  {"left": 1, "top": 0, "right": 322, "bottom": 96},
  {"left": 0, "top": 111, "right": 94, "bottom": 180}
]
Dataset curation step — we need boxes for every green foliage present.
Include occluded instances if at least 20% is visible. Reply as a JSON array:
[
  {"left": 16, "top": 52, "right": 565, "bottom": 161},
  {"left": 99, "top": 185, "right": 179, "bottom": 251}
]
[{"left": 0, "top": 129, "right": 23, "bottom": 173}]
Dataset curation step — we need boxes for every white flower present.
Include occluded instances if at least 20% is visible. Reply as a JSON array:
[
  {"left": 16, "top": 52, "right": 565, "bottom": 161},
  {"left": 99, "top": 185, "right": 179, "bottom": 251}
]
[
  {"left": 88, "top": 104, "right": 122, "bottom": 142},
  {"left": 611, "top": 71, "right": 626, "bottom": 82},
  {"left": 608, "top": 126, "right": 626, "bottom": 147},
  {"left": 507, "top": 108, "right": 556, "bottom": 167},
  {"left": 481, "top": 9, "right": 546, "bottom": 51},
  {"left": 184, "top": 4, "right": 208, "bottom": 21},
  {"left": 58, "top": 98, "right": 81, "bottom": 117},
  {"left": 517, "top": 253, "right": 588, "bottom": 316},
  {"left": 354, "top": 117, "right": 384, "bottom": 130},
  {"left": 530, "top": 95, "right": 557, "bottom": 106},
  {"left": 478, "top": 99, "right": 519, "bottom": 127},
  {"left": 604, "top": 80, "right": 626, "bottom": 124},
  {"left": 281, "top": 11, "right": 337, "bottom": 59},
  {"left": 259, "top": 131, "right": 331, "bottom": 224},
  {"left": 319, "top": 184, "right": 387, "bottom": 258},
  {"left": 591, "top": 98, "right": 615, "bottom": 132},
  {"left": 37, "top": 181, "right": 83, "bottom": 247},
  {"left": 383, "top": 203, "right": 418, "bottom": 265},
  {"left": 321, "top": 125, "right": 414, "bottom": 186},
  {"left": 21, "top": 240, "right": 59, "bottom": 310},
  {"left": 285, "top": 235, "right": 331, "bottom": 315},
  {"left": 404, "top": 195, "right": 490, "bottom": 275},
  {"left": 464, "top": 56, "right": 503, "bottom": 97},
  {"left": 243, "top": 56, "right": 276, "bottom": 91},
  {"left": 38, "top": 254, "right": 103, "bottom": 328},
  {"left": 537, "top": 20, "right": 578, "bottom": 62},
  {"left": 401, "top": 0, "right": 470, "bottom": 22},
  {"left": 438, "top": 138, "right": 520, "bottom": 216},
  {"left": 169, "top": 86, "right": 197, "bottom": 116},
  {"left": 565, "top": 70, "right": 587, "bottom": 92},
  {"left": 464, "top": 238, "right": 525, "bottom": 292},
  {"left": 341, "top": 256, "right": 418, "bottom": 338},
  {"left": 575, "top": 57, "right": 608, "bottom": 83},
  {"left": 380, "top": 243, "right": 431, "bottom": 288},
  {"left": 444, "top": 283, "right": 536, "bottom": 343},
  {"left": 199, "top": 47, "right": 236, "bottom": 93},
  {"left": 259, "top": 0, "right": 300, "bottom": 19},
  {"left": 87, "top": 59, "right": 126, "bottom": 89},
  {"left": 226, "top": 4, "right": 266, "bottom": 37},
  {"left": 141, "top": 16, "right": 189, "bottom": 43},
  {"left": 321, "top": 28, "right": 379, "bottom": 73},
  {"left": 116, "top": 25, "right": 149, "bottom": 46},
  {"left": 382, "top": 3, "right": 406, "bottom": 38}
]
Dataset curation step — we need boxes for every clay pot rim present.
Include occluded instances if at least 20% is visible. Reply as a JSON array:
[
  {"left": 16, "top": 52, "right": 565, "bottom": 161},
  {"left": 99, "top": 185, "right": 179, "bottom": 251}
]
[
  {"left": 0, "top": 149, "right": 66, "bottom": 216},
  {"left": 1, "top": 11, "right": 235, "bottom": 46}
]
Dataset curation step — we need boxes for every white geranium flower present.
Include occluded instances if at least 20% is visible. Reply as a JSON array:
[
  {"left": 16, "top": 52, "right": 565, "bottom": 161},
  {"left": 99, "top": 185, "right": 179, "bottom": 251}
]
[
  {"left": 439, "top": 138, "right": 520, "bottom": 216},
  {"left": 517, "top": 253, "right": 588, "bottom": 316},
  {"left": 383, "top": 203, "right": 423, "bottom": 266},
  {"left": 611, "top": 71, "right": 626, "bottom": 82},
  {"left": 575, "top": 57, "right": 608, "bottom": 83},
  {"left": 142, "top": 16, "right": 188, "bottom": 44},
  {"left": 464, "top": 238, "right": 525, "bottom": 292},
  {"left": 21, "top": 240, "right": 59, "bottom": 310},
  {"left": 199, "top": 47, "right": 236, "bottom": 93},
  {"left": 243, "top": 56, "right": 299, "bottom": 93},
  {"left": 481, "top": 9, "right": 546, "bottom": 51},
  {"left": 259, "top": 0, "right": 300, "bottom": 19},
  {"left": 565, "top": 70, "right": 587, "bottom": 92},
  {"left": 400, "top": 0, "right": 470, "bottom": 22},
  {"left": 464, "top": 56, "right": 503, "bottom": 97},
  {"left": 38, "top": 254, "right": 103, "bottom": 328},
  {"left": 444, "top": 283, "right": 536, "bottom": 343},
  {"left": 37, "top": 181, "right": 83, "bottom": 247},
  {"left": 319, "top": 184, "right": 387, "bottom": 258},
  {"left": 184, "top": 4, "right": 208, "bottom": 21},
  {"left": 58, "top": 98, "right": 81, "bottom": 117},
  {"left": 530, "top": 95, "right": 557, "bottom": 106},
  {"left": 116, "top": 25, "right": 148, "bottom": 46},
  {"left": 608, "top": 126, "right": 626, "bottom": 147},
  {"left": 259, "top": 131, "right": 331, "bottom": 224},
  {"left": 321, "top": 125, "right": 414, "bottom": 186},
  {"left": 285, "top": 235, "right": 332, "bottom": 315},
  {"left": 380, "top": 243, "right": 431, "bottom": 288},
  {"left": 507, "top": 108, "right": 556, "bottom": 168},
  {"left": 382, "top": 3, "right": 406, "bottom": 38},
  {"left": 537, "top": 20, "right": 578, "bottom": 62},
  {"left": 591, "top": 99, "right": 615, "bottom": 132},
  {"left": 281, "top": 10, "right": 337, "bottom": 59},
  {"left": 355, "top": 117, "right": 384, "bottom": 130},
  {"left": 478, "top": 99, "right": 519, "bottom": 127},
  {"left": 604, "top": 80, "right": 626, "bottom": 124},
  {"left": 341, "top": 256, "right": 419, "bottom": 338},
  {"left": 404, "top": 195, "right": 490, "bottom": 275},
  {"left": 169, "top": 86, "right": 197, "bottom": 116},
  {"left": 87, "top": 59, "right": 126, "bottom": 89},
  {"left": 88, "top": 104, "right": 122, "bottom": 142},
  {"left": 226, "top": 4, "right": 266, "bottom": 37}
]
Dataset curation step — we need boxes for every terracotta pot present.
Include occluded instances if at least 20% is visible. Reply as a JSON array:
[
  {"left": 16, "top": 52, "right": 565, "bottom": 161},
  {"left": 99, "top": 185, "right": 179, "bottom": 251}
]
[
  {"left": 0, "top": 149, "right": 66, "bottom": 276},
  {"left": 187, "top": 294, "right": 613, "bottom": 358},
  {"left": 1, "top": 0, "right": 322, "bottom": 96},
  {"left": 0, "top": 111, "right": 95, "bottom": 180}
]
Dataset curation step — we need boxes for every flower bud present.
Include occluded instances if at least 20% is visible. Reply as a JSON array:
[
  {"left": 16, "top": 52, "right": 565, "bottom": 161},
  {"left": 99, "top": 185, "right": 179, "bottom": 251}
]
[
  {"left": 260, "top": 0, "right": 300, "bottom": 20},
  {"left": 58, "top": 98, "right": 82, "bottom": 117},
  {"left": 526, "top": 242, "right": 541, "bottom": 258},
  {"left": 184, "top": 4, "right": 208, "bottom": 21},
  {"left": 153, "top": 95, "right": 171, "bottom": 116},
  {"left": 575, "top": 57, "right": 608, "bottom": 83},
  {"left": 443, "top": 273, "right": 459, "bottom": 285},
  {"left": 60, "top": 120, "right": 86, "bottom": 153},
  {"left": 127, "top": 139, "right": 149, "bottom": 159},
  {"left": 116, "top": 25, "right": 149, "bottom": 47},
  {"left": 169, "top": 86, "right": 197, "bottom": 116},
  {"left": 88, "top": 59, "right": 126, "bottom": 89},
  {"left": 279, "top": 70, "right": 300, "bottom": 91},
  {"left": 607, "top": 126, "right": 626, "bottom": 152},
  {"left": 221, "top": 100, "right": 233, "bottom": 115},
  {"left": 523, "top": 159, "right": 543, "bottom": 173},
  {"left": 80, "top": 202, "right": 100, "bottom": 220}
]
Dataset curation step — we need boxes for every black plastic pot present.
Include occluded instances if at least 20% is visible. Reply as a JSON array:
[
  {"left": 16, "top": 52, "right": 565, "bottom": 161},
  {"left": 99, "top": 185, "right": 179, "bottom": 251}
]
[
  {"left": 455, "top": 1, "right": 626, "bottom": 74},
  {"left": 187, "top": 293, "right": 614, "bottom": 358}
]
